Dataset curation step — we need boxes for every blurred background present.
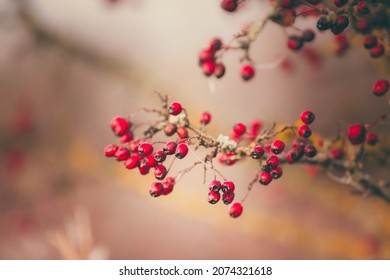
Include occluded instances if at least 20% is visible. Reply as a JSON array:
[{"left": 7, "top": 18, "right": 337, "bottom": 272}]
[{"left": 0, "top": 0, "right": 390, "bottom": 259}]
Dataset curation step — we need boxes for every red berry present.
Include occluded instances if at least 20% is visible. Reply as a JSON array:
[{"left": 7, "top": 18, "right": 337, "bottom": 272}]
[
  {"left": 143, "top": 155, "right": 157, "bottom": 168},
  {"left": 200, "top": 111, "right": 212, "bottom": 125},
  {"left": 266, "top": 155, "right": 279, "bottom": 168},
  {"left": 333, "top": 0, "right": 347, "bottom": 8},
  {"left": 356, "top": 1, "right": 369, "bottom": 14},
  {"left": 229, "top": 202, "right": 243, "bottom": 218},
  {"left": 270, "top": 167, "right": 283, "bottom": 179},
  {"left": 240, "top": 64, "right": 255, "bottom": 81},
  {"left": 124, "top": 155, "right": 140, "bottom": 169},
  {"left": 233, "top": 122, "right": 246, "bottom": 136},
  {"left": 111, "top": 117, "right": 130, "bottom": 136},
  {"left": 287, "top": 35, "right": 304, "bottom": 51},
  {"left": 199, "top": 49, "right": 214, "bottom": 65},
  {"left": 259, "top": 171, "right": 272, "bottom": 185},
  {"left": 355, "top": 18, "right": 369, "bottom": 33},
  {"left": 300, "top": 110, "right": 315, "bottom": 124},
  {"left": 209, "top": 180, "right": 222, "bottom": 192},
  {"left": 221, "top": 0, "right": 238, "bottom": 12},
  {"left": 168, "top": 102, "right": 183, "bottom": 116},
  {"left": 164, "top": 123, "right": 177, "bottom": 136},
  {"left": 163, "top": 141, "right": 177, "bottom": 155},
  {"left": 154, "top": 164, "right": 168, "bottom": 180},
  {"left": 138, "top": 164, "right": 150, "bottom": 175},
  {"left": 222, "top": 192, "right": 235, "bottom": 205},
  {"left": 271, "top": 140, "right": 285, "bottom": 155},
  {"left": 138, "top": 142, "right": 154, "bottom": 156},
  {"left": 298, "top": 125, "right": 312, "bottom": 138},
  {"left": 373, "top": 80, "right": 389, "bottom": 96},
  {"left": 281, "top": 0, "right": 295, "bottom": 9},
  {"left": 370, "top": 44, "right": 384, "bottom": 58},
  {"left": 162, "top": 181, "right": 174, "bottom": 195},
  {"left": 286, "top": 148, "right": 304, "bottom": 163},
  {"left": 104, "top": 144, "right": 118, "bottom": 157},
  {"left": 302, "top": 29, "right": 315, "bottom": 42},
  {"left": 304, "top": 145, "right": 317, "bottom": 158},
  {"left": 365, "top": 132, "right": 378, "bottom": 146},
  {"left": 217, "top": 152, "right": 238, "bottom": 166},
  {"left": 222, "top": 181, "right": 235, "bottom": 193},
  {"left": 208, "top": 191, "right": 221, "bottom": 204},
  {"left": 175, "top": 143, "right": 189, "bottom": 159},
  {"left": 120, "top": 132, "right": 133, "bottom": 143},
  {"left": 332, "top": 15, "right": 349, "bottom": 35},
  {"left": 177, "top": 126, "right": 189, "bottom": 139},
  {"left": 330, "top": 148, "right": 343, "bottom": 159},
  {"left": 202, "top": 61, "right": 216, "bottom": 76},
  {"left": 149, "top": 182, "right": 164, "bottom": 197},
  {"left": 214, "top": 63, "right": 226, "bottom": 79},
  {"left": 153, "top": 150, "right": 166, "bottom": 163},
  {"left": 209, "top": 37, "right": 223, "bottom": 52},
  {"left": 115, "top": 146, "right": 130, "bottom": 161},
  {"left": 347, "top": 124, "right": 366, "bottom": 145},
  {"left": 363, "top": 36, "right": 377, "bottom": 49},
  {"left": 251, "top": 145, "right": 265, "bottom": 159}
]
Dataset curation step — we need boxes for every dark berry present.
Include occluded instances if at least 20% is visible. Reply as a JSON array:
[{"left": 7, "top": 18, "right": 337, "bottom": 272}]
[
  {"left": 259, "top": 171, "right": 272, "bottom": 185},
  {"left": 163, "top": 141, "right": 177, "bottom": 155},
  {"left": 104, "top": 144, "right": 118, "bottom": 157},
  {"left": 221, "top": 0, "right": 238, "bottom": 12},
  {"left": 271, "top": 140, "right": 285, "bottom": 155},
  {"left": 240, "top": 64, "right": 255, "bottom": 81},
  {"left": 347, "top": 124, "right": 366, "bottom": 145},
  {"left": 332, "top": 15, "right": 349, "bottom": 35},
  {"left": 149, "top": 182, "right": 164, "bottom": 197},
  {"left": 333, "top": 0, "right": 347, "bottom": 8},
  {"left": 304, "top": 145, "right": 317, "bottom": 158},
  {"left": 138, "top": 142, "right": 154, "bottom": 156},
  {"left": 229, "top": 202, "right": 243, "bottom": 218},
  {"left": 355, "top": 18, "right": 369, "bottom": 33},
  {"left": 370, "top": 44, "right": 384, "bottom": 58},
  {"left": 270, "top": 167, "right": 283, "bottom": 179},
  {"left": 164, "top": 123, "right": 177, "bottom": 136},
  {"left": 287, "top": 35, "right": 304, "bottom": 51},
  {"left": 363, "top": 36, "right": 377, "bottom": 49},
  {"left": 317, "top": 16, "right": 332, "bottom": 31},
  {"left": 168, "top": 102, "right": 183, "bottom": 116},
  {"left": 222, "top": 181, "right": 235, "bottom": 193},
  {"left": 222, "top": 192, "right": 235, "bottom": 205},
  {"left": 251, "top": 145, "right": 265, "bottom": 159},
  {"left": 286, "top": 147, "right": 304, "bottom": 163},
  {"left": 366, "top": 133, "right": 378, "bottom": 146},
  {"left": 209, "top": 37, "right": 222, "bottom": 52},
  {"left": 175, "top": 143, "right": 189, "bottom": 159},
  {"left": 300, "top": 110, "right": 315, "bottom": 124},
  {"left": 373, "top": 80, "right": 389, "bottom": 96},
  {"left": 208, "top": 191, "right": 221, "bottom": 204},
  {"left": 298, "top": 125, "right": 312, "bottom": 138},
  {"left": 281, "top": 0, "right": 296, "bottom": 9},
  {"left": 356, "top": 1, "right": 369, "bottom": 14},
  {"left": 302, "top": 29, "right": 315, "bottom": 42}
]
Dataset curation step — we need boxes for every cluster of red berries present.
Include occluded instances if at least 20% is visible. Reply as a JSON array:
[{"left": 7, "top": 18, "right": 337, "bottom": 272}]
[{"left": 347, "top": 124, "right": 378, "bottom": 146}]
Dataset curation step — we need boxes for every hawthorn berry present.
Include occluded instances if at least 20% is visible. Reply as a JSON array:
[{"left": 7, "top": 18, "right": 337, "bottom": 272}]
[
  {"left": 149, "top": 182, "right": 164, "bottom": 197},
  {"left": 366, "top": 132, "right": 378, "bottom": 146},
  {"left": 304, "top": 145, "right": 317, "bottom": 158},
  {"left": 259, "top": 171, "right": 272, "bottom": 185},
  {"left": 347, "top": 124, "right": 366, "bottom": 145},
  {"left": 286, "top": 148, "right": 304, "bottom": 163},
  {"left": 266, "top": 155, "right": 279, "bottom": 168},
  {"left": 240, "top": 64, "right": 255, "bottom": 81},
  {"left": 214, "top": 63, "right": 226, "bottom": 79},
  {"left": 163, "top": 141, "right": 177, "bottom": 155},
  {"left": 121, "top": 133, "right": 133, "bottom": 143},
  {"left": 208, "top": 191, "right": 221, "bottom": 204},
  {"left": 153, "top": 150, "right": 166, "bottom": 163},
  {"left": 115, "top": 146, "right": 130, "bottom": 161},
  {"left": 363, "top": 36, "right": 377, "bottom": 49},
  {"left": 298, "top": 125, "right": 312, "bottom": 138},
  {"left": 332, "top": 15, "right": 349, "bottom": 35},
  {"left": 218, "top": 152, "right": 238, "bottom": 166},
  {"left": 154, "top": 164, "right": 168, "bottom": 180},
  {"left": 287, "top": 35, "right": 304, "bottom": 51},
  {"left": 300, "top": 110, "right": 315, "bottom": 124},
  {"left": 209, "top": 37, "right": 222, "bottom": 52},
  {"left": 302, "top": 29, "right": 315, "bottom": 42},
  {"left": 138, "top": 142, "right": 154, "bottom": 156},
  {"left": 164, "top": 123, "right": 177, "bottom": 136},
  {"left": 370, "top": 44, "right": 384, "bottom": 58},
  {"left": 162, "top": 181, "right": 174, "bottom": 195},
  {"left": 124, "top": 155, "right": 140, "bottom": 169},
  {"left": 111, "top": 117, "right": 130, "bottom": 136},
  {"left": 222, "top": 192, "right": 235, "bottom": 205},
  {"left": 372, "top": 80, "right": 389, "bottom": 97},
  {"left": 233, "top": 122, "right": 246, "bottom": 136},
  {"left": 199, "top": 49, "right": 214, "bottom": 65},
  {"left": 221, "top": 0, "right": 238, "bottom": 12},
  {"left": 271, "top": 140, "right": 285, "bottom": 155},
  {"left": 270, "top": 167, "right": 283, "bottom": 179},
  {"left": 202, "top": 61, "right": 216, "bottom": 76},
  {"left": 168, "top": 102, "right": 183, "bottom": 116},
  {"left": 143, "top": 155, "right": 157, "bottom": 168},
  {"left": 177, "top": 126, "right": 189, "bottom": 139},
  {"left": 251, "top": 145, "right": 265, "bottom": 159},
  {"left": 175, "top": 143, "right": 189, "bottom": 159},
  {"left": 209, "top": 180, "right": 222, "bottom": 192},
  {"left": 222, "top": 181, "right": 235, "bottom": 193},
  {"left": 281, "top": 0, "right": 295, "bottom": 9},
  {"left": 355, "top": 18, "right": 369, "bottom": 33},
  {"left": 330, "top": 148, "right": 344, "bottom": 159},
  {"left": 317, "top": 16, "right": 333, "bottom": 31},
  {"left": 104, "top": 144, "right": 118, "bottom": 157},
  {"left": 356, "top": 1, "right": 369, "bottom": 14},
  {"left": 138, "top": 164, "right": 150, "bottom": 175},
  {"left": 229, "top": 202, "right": 243, "bottom": 218},
  {"left": 333, "top": 0, "right": 347, "bottom": 8},
  {"left": 200, "top": 111, "right": 212, "bottom": 125}
]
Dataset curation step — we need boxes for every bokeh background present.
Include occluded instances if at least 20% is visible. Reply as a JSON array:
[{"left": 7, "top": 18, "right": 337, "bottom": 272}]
[{"left": 1, "top": 0, "right": 390, "bottom": 259}]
